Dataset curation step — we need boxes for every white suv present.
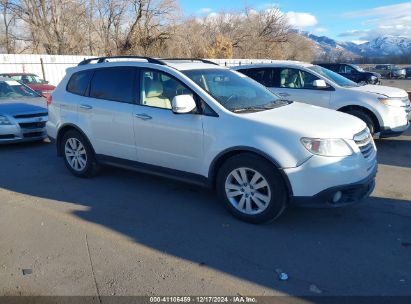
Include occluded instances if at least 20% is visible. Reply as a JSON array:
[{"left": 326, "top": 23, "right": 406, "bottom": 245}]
[
  {"left": 233, "top": 61, "right": 411, "bottom": 137},
  {"left": 47, "top": 57, "right": 377, "bottom": 223}
]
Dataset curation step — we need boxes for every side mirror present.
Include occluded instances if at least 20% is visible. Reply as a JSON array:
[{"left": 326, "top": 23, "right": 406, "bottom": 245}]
[
  {"left": 171, "top": 95, "right": 196, "bottom": 114},
  {"left": 313, "top": 79, "right": 328, "bottom": 89}
]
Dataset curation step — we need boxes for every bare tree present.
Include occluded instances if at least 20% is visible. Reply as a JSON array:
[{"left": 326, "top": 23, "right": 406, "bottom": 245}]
[
  {"left": 0, "top": 0, "right": 17, "bottom": 53},
  {"left": 11, "top": 0, "right": 89, "bottom": 54},
  {"left": 89, "top": 0, "right": 128, "bottom": 55},
  {"left": 0, "top": 1, "right": 316, "bottom": 60},
  {"left": 120, "top": 0, "right": 179, "bottom": 55}
]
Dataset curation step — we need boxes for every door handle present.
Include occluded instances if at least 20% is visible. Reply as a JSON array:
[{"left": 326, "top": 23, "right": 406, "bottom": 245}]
[
  {"left": 278, "top": 93, "right": 290, "bottom": 97},
  {"left": 79, "top": 104, "right": 93, "bottom": 110},
  {"left": 135, "top": 113, "right": 152, "bottom": 121}
]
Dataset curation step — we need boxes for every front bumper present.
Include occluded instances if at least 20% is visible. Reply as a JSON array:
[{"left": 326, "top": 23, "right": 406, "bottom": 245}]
[
  {"left": 378, "top": 104, "right": 410, "bottom": 137},
  {"left": 291, "top": 164, "right": 377, "bottom": 207},
  {"left": 0, "top": 122, "right": 47, "bottom": 144},
  {"left": 379, "top": 123, "right": 410, "bottom": 138},
  {"left": 284, "top": 140, "right": 377, "bottom": 208},
  {"left": 0, "top": 133, "right": 47, "bottom": 144}
]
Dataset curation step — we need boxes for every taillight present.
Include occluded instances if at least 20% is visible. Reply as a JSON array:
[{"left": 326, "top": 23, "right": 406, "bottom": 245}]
[{"left": 46, "top": 95, "right": 52, "bottom": 106}]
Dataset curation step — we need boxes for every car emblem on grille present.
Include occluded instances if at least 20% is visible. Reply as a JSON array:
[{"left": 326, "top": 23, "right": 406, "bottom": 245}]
[{"left": 354, "top": 129, "right": 371, "bottom": 146}]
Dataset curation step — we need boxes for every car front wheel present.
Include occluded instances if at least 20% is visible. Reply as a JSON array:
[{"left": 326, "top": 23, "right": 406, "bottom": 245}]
[
  {"left": 217, "top": 153, "right": 288, "bottom": 224},
  {"left": 346, "top": 109, "right": 376, "bottom": 135}
]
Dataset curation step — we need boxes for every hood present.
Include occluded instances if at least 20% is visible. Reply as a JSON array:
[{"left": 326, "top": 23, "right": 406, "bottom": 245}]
[
  {"left": 369, "top": 72, "right": 381, "bottom": 78},
  {"left": 27, "top": 83, "right": 56, "bottom": 91},
  {"left": 0, "top": 103, "right": 47, "bottom": 115},
  {"left": 243, "top": 102, "right": 366, "bottom": 140},
  {"left": 0, "top": 96, "right": 47, "bottom": 108},
  {"left": 349, "top": 84, "right": 408, "bottom": 98}
]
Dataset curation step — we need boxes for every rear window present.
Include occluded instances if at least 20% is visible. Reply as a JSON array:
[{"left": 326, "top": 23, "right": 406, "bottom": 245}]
[
  {"left": 89, "top": 67, "right": 135, "bottom": 103},
  {"left": 67, "top": 70, "right": 93, "bottom": 96}
]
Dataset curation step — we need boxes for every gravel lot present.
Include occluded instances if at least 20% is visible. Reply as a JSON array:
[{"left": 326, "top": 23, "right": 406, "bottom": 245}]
[
  {"left": 0, "top": 128, "right": 411, "bottom": 299},
  {"left": 380, "top": 79, "right": 411, "bottom": 92}
]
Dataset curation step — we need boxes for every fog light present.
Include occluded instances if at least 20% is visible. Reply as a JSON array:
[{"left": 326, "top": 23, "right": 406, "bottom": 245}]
[{"left": 332, "top": 191, "right": 342, "bottom": 203}]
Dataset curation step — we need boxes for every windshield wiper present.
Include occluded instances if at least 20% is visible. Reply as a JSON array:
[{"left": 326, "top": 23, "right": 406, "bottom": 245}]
[
  {"left": 232, "top": 106, "right": 267, "bottom": 113},
  {"left": 232, "top": 100, "right": 291, "bottom": 113}
]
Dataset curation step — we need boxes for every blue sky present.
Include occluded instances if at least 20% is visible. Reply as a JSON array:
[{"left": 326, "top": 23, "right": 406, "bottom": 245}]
[{"left": 179, "top": 1, "right": 411, "bottom": 43}]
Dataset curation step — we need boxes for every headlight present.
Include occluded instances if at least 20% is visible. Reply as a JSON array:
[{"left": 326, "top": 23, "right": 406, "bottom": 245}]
[
  {"left": 0, "top": 115, "right": 11, "bottom": 125},
  {"left": 301, "top": 138, "right": 353, "bottom": 157},
  {"left": 379, "top": 97, "right": 408, "bottom": 107}
]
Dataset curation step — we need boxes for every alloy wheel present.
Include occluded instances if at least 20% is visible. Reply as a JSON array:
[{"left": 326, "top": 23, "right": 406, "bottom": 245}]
[
  {"left": 64, "top": 138, "right": 88, "bottom": 171},
  {"left": 225, "top": 167, "right": 271, "bottom": 215}
]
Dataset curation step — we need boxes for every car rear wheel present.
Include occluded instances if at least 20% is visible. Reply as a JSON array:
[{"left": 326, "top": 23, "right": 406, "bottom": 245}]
[
  {"left": 346, "top": 109, "right": 375, "bottom": 135},
  {"left": 62, "top": 130, "right": 97, "bottom": 177},
  {"left": 216, "top": 153, "right": 288, "bottom": 224}
]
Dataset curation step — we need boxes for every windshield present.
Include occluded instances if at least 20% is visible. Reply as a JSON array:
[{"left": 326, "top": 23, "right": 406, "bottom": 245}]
[
  {"left": 10, "top": 74, "right": 45, "bottom": 84},
  {"left": 183, "top": 69, "right": 289, "bottom": 113},
  {"left": 308, "top": 65, "right": 358, "bottom": 88},
  {"left": 351, "top": 64, "right": 364, "bottom": 72},
  {"left": 0, "top": 80, "right": 40, "bottom": 100}
]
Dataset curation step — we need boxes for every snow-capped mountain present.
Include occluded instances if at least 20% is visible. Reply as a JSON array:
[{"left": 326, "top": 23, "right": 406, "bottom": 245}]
[
  {"left": 352, "top": 36, "right": 411, "bottom": 56},
  {"left": 303, "top": 33, "right": 411, "bottom": 58}
]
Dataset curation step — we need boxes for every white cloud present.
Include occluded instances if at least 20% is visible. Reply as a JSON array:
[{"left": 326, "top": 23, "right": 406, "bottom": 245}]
[
  {"left": 313, "top": 27, "right": 328, "bottom": 34},
  {"left": 344, "top": 3, "right": 411, "bottom": 18},
  {"left": 285, "top": 11, "right": 318, "bottom": 28},
  {"left": 351, "top": 40, "right": 368, "bottom": 45},
  {"left": 198, "top": 8, "right": 213, "bottom": 14},
  {"left": 342, "top": 3, "right": 411, "bottom": 39}
]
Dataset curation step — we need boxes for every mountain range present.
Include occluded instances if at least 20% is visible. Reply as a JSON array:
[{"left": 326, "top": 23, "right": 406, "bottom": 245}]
[{"left": 302, "top": 33, "right": 411, "bottom": 59}]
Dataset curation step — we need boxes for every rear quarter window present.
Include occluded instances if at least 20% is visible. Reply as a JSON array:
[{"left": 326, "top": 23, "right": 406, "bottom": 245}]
[
  {"left": 89, "top": 67, "right": 135, "bottom": 103},
  {"left": 67, "top": 70, "right": 93, "bottom": 96}
]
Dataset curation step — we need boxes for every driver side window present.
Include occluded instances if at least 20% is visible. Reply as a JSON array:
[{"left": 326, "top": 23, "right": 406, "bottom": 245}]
[
  {"left": 340, "top": 65, "right": 355, "bottom": 74},
  {"left": 279, "top": 68, "right": 320, "bottom": 90},
  {"left": 140, "top": 70, "right": 193, "bottom": 110}
]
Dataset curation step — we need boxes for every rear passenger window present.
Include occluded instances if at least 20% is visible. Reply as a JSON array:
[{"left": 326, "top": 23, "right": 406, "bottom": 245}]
[
  {"left": 89, "top": 67, "right": 135, "bottom": 103},
  {"left": 239, "top": 68, "right": 274, "bottom": 87},
  {"left": 67, "top": 70, "right": 93, "bottom": 96}
]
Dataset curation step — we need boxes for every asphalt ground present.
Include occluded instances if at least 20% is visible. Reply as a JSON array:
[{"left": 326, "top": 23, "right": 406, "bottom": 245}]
[{"left": 0, "top": 129, "right": 410, "bottom": 301}]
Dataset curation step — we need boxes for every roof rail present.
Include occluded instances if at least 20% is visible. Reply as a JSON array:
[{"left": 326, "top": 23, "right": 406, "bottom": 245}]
[
  {"left": 78, "top": 56, "right": 167, "bottom": 66},
  {"left": 160, "top": 58, "right": 220, "bottom": 66}
]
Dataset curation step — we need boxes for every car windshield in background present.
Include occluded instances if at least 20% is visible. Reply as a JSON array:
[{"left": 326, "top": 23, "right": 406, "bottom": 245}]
[
  {"left": 183, "top": 69, "right": 289, "bottom": 113},
  {"left": 0, "top": 80, "right": 40, "bottom": 99},
  {"left": 352, "top": 64, "right": 364, "bottom": 72},
  {"left": 309, "top": 65, "right": 359, "bottom": 88},
  {"left": 10, "top": 75, "right": 45, "bottom": 84}
]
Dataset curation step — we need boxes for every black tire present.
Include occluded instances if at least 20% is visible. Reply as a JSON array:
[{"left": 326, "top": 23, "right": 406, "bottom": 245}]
[
  {"left": 346, "top": 109, "right": 376, "bottom": 135},
  {"left": 61, "top": 130, "right": 98, "bottom": 178},
  {"left": 216, "top": 153, "right": 288, "bottom": 224}
]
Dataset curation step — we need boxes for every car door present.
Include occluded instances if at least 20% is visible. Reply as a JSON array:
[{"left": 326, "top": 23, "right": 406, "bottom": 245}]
[
  {"left": 270, "top": 67, "right": 332, "bottom": 108},
  {"left": 132, "top": 68, "right": 204, "bottom": 175},
  {"left": 79, "top": 66, "right": 137, "bottom": 161}
]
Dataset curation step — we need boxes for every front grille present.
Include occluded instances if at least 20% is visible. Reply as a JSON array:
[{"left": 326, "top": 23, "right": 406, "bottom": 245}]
[
  {"left": 23, "top": 132, "right": 44, "bottom": 138},
  {"left": 13, "top": 112, "right": 48, "bottom": 119},
  {"left": 0, "top": 134, "right": 15, "bottom": 139},
  {"left": 354, "top": 129, "right": 375, "bottom": 159},
  {"left": 19, "top": 122, "right": 46, "bottom": 129}
]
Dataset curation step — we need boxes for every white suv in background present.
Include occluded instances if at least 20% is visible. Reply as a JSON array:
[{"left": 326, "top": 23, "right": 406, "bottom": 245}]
[
  {"left": 47, "top": 57, "right": 377, "bottom": 223},
  {"left": 233, "top": 61, "right": 411, "bottom": 137}
]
